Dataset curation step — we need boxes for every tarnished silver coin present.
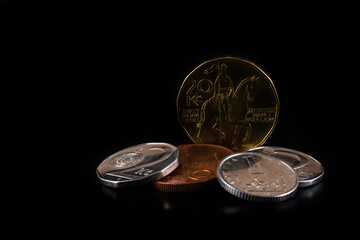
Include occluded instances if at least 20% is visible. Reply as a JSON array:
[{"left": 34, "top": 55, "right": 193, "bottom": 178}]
[
  {"left": 247, "top": 146, "right": 324, "bottom": 187},
  {"left": 217, "top": 152, "right": 298, "bottom": 202},
  {"left": 96, "top": 143, "right": 179, "bottom": 188}
]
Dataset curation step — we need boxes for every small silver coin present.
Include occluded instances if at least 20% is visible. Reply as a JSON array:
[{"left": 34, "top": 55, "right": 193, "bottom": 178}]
[
  {"left": 96, "top": 142, "right": 179, "bottom": 188},
  {"left": 247, "top": 146, "right": 324, "bottom": 187},
  {"left": 217, "top": 152, "right": 298, "bottom": 202}
]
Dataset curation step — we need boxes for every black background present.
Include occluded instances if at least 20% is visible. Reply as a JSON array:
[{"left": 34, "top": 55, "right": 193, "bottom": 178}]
[{"left": 2, "top": 1, "right": 357, "bottom": 234}]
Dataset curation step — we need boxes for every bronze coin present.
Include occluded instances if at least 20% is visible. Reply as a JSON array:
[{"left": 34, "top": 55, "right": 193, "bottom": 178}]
[{"left": 153, "top": 144, "right": 233, "bottom": 192}]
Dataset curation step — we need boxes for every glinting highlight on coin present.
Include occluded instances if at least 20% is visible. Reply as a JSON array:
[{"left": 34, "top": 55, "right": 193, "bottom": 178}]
[
  {"left": 217, "top": 152, "right": 299, "bottom": 202},
  {"left": 96, "top": 143, "right": 179, "bottom": 188},
  {"left": 153, "top": 144, "right": 233, "bottom": 192},
  {"left": 177, "top": 56, "right": 279, "bottom": 152},
  {"left": 95, "top": 55, "right": 323, "bottom": 204},
  {"left": 247, "top": 146, "right": 324, "bottom": 187}
]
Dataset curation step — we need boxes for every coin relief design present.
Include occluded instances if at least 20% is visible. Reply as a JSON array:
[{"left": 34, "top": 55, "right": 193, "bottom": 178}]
[
  {"left": 217, "top": 153, "right": 298, "bottom": 202},
  {"left": 247, "top": 146, "right": 324, "bottom": 187},
  {"left": 109, "top": 152, "right": 144, "bottom": 169},
  {"left": 96, "top": 143, "right": 179, "bottom": 188},
  {"left": 177, "top": 56, "right": 279, "bottom": 152}
]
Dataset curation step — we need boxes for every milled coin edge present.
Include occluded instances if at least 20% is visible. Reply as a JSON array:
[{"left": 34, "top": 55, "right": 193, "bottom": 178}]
[{"left": 216, "top": 152, "right": 299, "bottom": 202}]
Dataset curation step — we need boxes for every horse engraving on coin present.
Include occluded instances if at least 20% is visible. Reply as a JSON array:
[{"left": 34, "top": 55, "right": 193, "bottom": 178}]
[{"left": 177, "top": 57, "right": 279, "bottom": 152}]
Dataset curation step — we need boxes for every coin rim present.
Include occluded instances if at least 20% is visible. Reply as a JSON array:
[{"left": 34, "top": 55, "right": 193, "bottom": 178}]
[
  {"left": 217, "top": 152, "right": 299, "bottom": 202},
  {"left": 247, "top": 146, "right": 324, "bottom": 187},
  {"left": 153, "top": 144, "right": 234, "bottom": 192},
  {"left": 176, "top": 56, "right": 280, "bottom": 151},
  {"left": 96, "top": 142, "right": 180, "bottom": 188}
]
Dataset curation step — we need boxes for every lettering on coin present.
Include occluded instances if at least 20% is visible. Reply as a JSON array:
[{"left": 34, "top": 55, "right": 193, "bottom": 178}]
[
  {"left": 96, "top": 143, "right": 180, "bottom": 188},
  {"left": 177, "top": 57, "right": 279, "bottom": 152},
  {"left": 179, "top": 108, "right": 200, "bottom": 123},
  {"left": 245, "top": 108, "right": 277, "bottom": 122}
]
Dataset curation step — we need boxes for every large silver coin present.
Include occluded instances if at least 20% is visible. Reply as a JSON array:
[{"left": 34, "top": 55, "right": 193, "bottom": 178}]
[
  {"left": 217, "top": 152, "right": 298, "bottom": 202},
  {"left": 247, "top": 146, "right": 324, "bottom": 187},
  {"left": 96, "top": 143, "right": 179, "bottom": 188}
]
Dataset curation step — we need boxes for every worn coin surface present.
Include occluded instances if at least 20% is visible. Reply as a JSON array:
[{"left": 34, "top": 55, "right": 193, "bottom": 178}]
[
  {"left": 96, "top": 143, "right": 179, "bottom": 188},
  {"left": 154, "top": 144, "right": 233, "bottom": 192},
  {"left": 177, "top": 56, "right": 279, "bottom": 152},
  {"left": 217, "top": 152, "right": 298, "bottom": 202},
  {"left": 247, "top": 146, "right": 324, "bottom": 187}
]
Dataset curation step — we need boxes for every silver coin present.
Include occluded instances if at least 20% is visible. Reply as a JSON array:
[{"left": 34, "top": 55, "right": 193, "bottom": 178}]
[
  {"left": 217, "top": 152, "right": 298, "bottom": 202},
  {"left": 247, "top": 146, "right": 324, "bottom": 187},
  {"left": 96, "top": 142, "right": 179, "bottom": 188}
]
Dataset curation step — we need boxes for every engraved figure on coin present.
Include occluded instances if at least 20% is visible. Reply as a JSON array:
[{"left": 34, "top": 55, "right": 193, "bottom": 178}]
[
  {"left": 196, "top": 62, "right": 259, "bottom": 151},
  {"left": 196, "top": 63, "right": 234, "bottom": 144},
  {"left": 229, "top": 75, "right": 259, "bottom": 150},
  {"left": 243, "top": 155, "right": 264, "bottom": 175}
]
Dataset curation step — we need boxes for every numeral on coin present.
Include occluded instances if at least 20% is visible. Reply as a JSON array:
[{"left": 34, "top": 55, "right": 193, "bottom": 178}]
[{"left": 134, "top": 168, "right": 154, "bottom": 176}]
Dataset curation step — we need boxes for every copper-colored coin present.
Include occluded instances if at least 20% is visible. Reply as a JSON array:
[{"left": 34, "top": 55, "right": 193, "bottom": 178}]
[{"left": 153, "top": 144, "right": 233, "bottom": 192}]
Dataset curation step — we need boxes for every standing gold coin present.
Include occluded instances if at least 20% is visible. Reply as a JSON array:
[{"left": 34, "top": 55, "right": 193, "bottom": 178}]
[
  {"left": 177, "top": 56, "right": 279, "bottom": 152},
  {"left": 153, "top": 144, "right": 233, "bottom": 192}
]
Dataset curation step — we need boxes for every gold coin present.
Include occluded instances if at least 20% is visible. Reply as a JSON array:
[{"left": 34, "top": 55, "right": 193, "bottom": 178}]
[{"left": 177, "top": 56, "right": 279, "bottom": 152}]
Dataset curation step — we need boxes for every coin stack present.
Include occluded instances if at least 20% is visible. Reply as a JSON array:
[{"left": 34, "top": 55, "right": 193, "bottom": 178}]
[
  {"left": 96, "top": 57, "right": 324, "bottom": 202},
  {"left": 96, "top": 143, "right": 232, "bottom": 191},
  {"left": 217, "top": 146, "right": 324, "bottom": 202}
]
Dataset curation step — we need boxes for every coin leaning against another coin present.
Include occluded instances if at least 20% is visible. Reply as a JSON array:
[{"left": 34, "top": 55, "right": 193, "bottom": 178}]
[
  {"left": 177, "top": 56, "right": 280, "bottom": 152},
  {"left": 217, "top": 152, "right": 299, "bottom": 202},
  {"left": 96, "top": 142, "right": 179, "bottom": 188},
  {"left": 247, "top": 146, "right": 324, "bottom": 187},
  {"left": 153, "top": 144, "right": 234, "bottom": 192}
]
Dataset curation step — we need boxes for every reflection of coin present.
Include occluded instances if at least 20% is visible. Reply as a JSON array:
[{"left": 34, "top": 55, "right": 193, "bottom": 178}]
[
  {"left": 247, "top": 146, "right": 324, "bottom": 187},
  {"left": 177, "top": 56, "right": 279, "bottom": 152},
  {"left": 96, "top": 143, "right": 179, "bottom": 188},
  {"left": 217, "top": 152, "right": 298, "bottom": 202},
  {"left": 153, "top": 144, "right": 233, "bottom": 192}
]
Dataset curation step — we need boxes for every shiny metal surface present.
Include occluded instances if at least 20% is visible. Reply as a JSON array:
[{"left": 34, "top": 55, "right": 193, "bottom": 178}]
[
  {"left": 217, "top": 152, "right": 298, "bottom": 202},
  {"left": 247, "top": 146, "right": 324, "bottom": 187},
  {"left": 177, "top": 56, "right": 279, "bottom": 152},
  {"left": 153, "top": 144, "right": 233, "bottom": 192},
  {"left": 96, "top": 143, "right": 179, "bottom": 188}
]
